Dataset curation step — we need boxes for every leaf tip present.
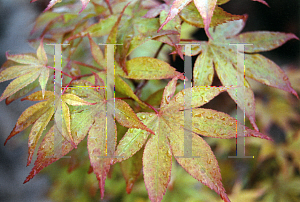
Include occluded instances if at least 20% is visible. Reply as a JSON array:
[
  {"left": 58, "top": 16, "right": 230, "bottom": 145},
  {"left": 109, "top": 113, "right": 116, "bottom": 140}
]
[
  {"left": 221, "top": 192, "right": 231, "bottom": 202},
  {"left": 126, "top": 178, "right": 135, "bottom": 194}
]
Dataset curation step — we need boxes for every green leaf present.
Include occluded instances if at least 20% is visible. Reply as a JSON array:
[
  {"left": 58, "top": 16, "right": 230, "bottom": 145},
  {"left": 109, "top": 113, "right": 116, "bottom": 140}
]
[
  {"left": 228, "top": 31, "right": 299, "bottom": 53},
  {"left": 0, "top": 40, "right": 51, "bottom": 101},
  {"left": 185, "top": 18, "right": 299, "bottom": 130},
  {"left": 4, "top": 100, "right": 52, "bottom": 145},
  {"left": 168, "top": 130, "right": 230, "bottom": 202},
  {"left": 87, "top": 35, "right": 105, "bottom": 69},
  {"left": 193, "top": 44, "right": 214, "bottom": 86},
  {"left": 0, "top": 71, "right": 41, "bottom": 102},
  {"left": 23, "top": 126, "right": 75, "bottom": 184},
  {"left": 115, "top": 75, "right": 147, "bottom": 108},
  {"left": 180, "top": 3, "right": 246, "bottom": 29},
  {"left": 143, "top": 129, "right": 172, "bottom": 202},
  {"left": 191, "top": 108, "right": 272, "bottom": 140},
  {"left": 36, "top": 39, "right": 48, "bottom": 65},
  {"left": 113, "top": 113, "right": 157, "bottom": 163},
  {"left": 6, "top": 52, "right": 41, "bottom": 65},
  {"left": 113, "top": 99, "right": 155, "bottom": 134},
  {"left": 5, "top": 79, "right": 39, "bottom": 105},
  {"left": 120, "top": 57, "right": 181, "bottom": 80},
  {"left": 27, "top": 107, "right": 55, "bottom": 166},
  {"left": 87, "top": 108, "right": 115, "bottom": 199},
  {"left": 120, "top": 146, "right": 144, "bottom": 194}
]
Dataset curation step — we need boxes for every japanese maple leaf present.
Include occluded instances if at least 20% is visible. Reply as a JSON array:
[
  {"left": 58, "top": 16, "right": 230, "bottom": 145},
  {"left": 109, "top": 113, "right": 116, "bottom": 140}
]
[
  {"left": 145, "top": 0, "right": 245, "bottom": 59},
  {"left": 67, "top": 2, "right": 179, "bottom": 75},
  {"left": 0, "top": 39, "right": 49, "bottom": 102},
  {"left": 183, "top": 18, "right": 298, "bottom": 131},
  {"left": 158, "top": 0, "right": 269, "bottom": 38},
  {"left": 84, "top": 22, "right": 182, "bottom": 109},
  {"left": 31, "top": 0, "right": 90, "bottom": 13},
  {"left": 112, "top": 74, "right": 272, "bottom": 202},
  {"left": 20, "top": 80, "right": 155, "bottom": 199},
  {"left": 4, "top": 90, "right": 94, "bottom": 166}
]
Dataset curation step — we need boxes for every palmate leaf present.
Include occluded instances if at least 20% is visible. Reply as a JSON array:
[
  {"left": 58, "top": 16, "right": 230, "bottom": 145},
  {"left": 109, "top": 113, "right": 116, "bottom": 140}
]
[
  {"left": 158, "top": 0, "right": 268, "bottom": 38},
  {"left": 66, "top": 80, "right": 154, "bottom": 199},
  {"left": 182, "top": 18, "right": 298, "bottom": 131},
  {"left": 19, "top": 80, "right": 154, "bottom": 191},
  {"left": 113, "top": 75, "right": 272, "bottom": 202},
  {"left": 113, "top": 2, "right": 179, "bottom": 73},
  {"left": 0, "top": 39, "right": 50, "bottom": 102},
  {"left": 86, "top": 26, "right": 183, "bottom": 109},
  {"left": 4, "top": 90, "right": 94, "bottom": 166}
]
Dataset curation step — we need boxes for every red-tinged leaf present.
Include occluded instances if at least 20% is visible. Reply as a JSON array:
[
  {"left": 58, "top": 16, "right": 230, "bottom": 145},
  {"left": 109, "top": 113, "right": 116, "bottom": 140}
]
[
  {"left": 91, "top": 71, "right": 106, "bottom": 98},
  {"left": 193, "top": 44, "right": 214, "bottom": 86},
  {"left": 168, "top": 131, "right": 230, "bottom": 202},
  {"left": 113, "top": 99, "right": 155, "bottom": 135},
  {"left": 6, "top": 52, "right": 41, "bottom": 65},
  {"left": 68, "top": 15, "right": 118, "bottom": 40},
  {"left": 143, "top": 4, "right": 169, "bottom": 18},
  {"left": 106, "top": 2, "right": 131, "bottom": 74},
  {"left": 0, "top": 65, "right": 39, "bottom": 82},
  {"left": 159, "top": 9, "right": 183, "bottom": 59},
  {"left": 30, "top": 12, "right": 61, "bottom": 35},
  {"left": 24, "top": 89, "right": 93, "bottom": 180},
  {"left": 194, "top": 0, "right": 217, "bottom": 39},
  {"left": 38, "top": 68, "right": 49, "bottom": 98},
  {"left": 43, "top": 0, "right": 90, "bottom": 13},
  {"left": 210, "top": 18, "right": 246, "bottom": 41},
  {"left": 162, "top": 86, "right": 228, "bottom": 112},
  {"left": 128, "top": 23, "right": 179, "bottom": 57},
  {"left": 252, "top": 0, "right": 269, "bottom": 7},
  {"left": 27, "top": 107, "right": 55, "bottom": 166},
  {"left": 88, "top": 35, "right": 105, "bottom": 69},
  {"left": 6, "top": 80, "right": 39, "bottom": 105},
  {"left": 143, "top": 128, "right": 172, "bottom": 202},
  {"left": 79, "top": 0, "right": 90, "bottom": 13},
  {"left": 120, "top": 147, "right": 143, "bottom": 194},
  {"left": 36, "top": 39, "right": 48, "bottom": 65},
  {"left": 62, "top": 93, "right": 95, "bottom": 106},
  {"left": 44, "top": 0, "right": 60, "bottom": 12},
  {"left": 228, "top": 32, "right": 299, "bottom": 53},
  {"left": 24, "top": 126, "right": 75, "bottom": 184},
  {"left": 0, "top": 71, "right": 40, "bottom": 102},
  {"left": 160, "top": 73, "right": 184, "bottom": 109},
  {"left": 87, "top": 108, "right": 116, "bottom": 199},
  {"left": 113, "top": 113, "right": 157, "bottom": 163},
  {"left": 61, "top": 101, "right": 74, "bottom": 147},
  {"left": 210, "top": 45, "right": 259, "bottom": 131},
  {"left": 115, "top": 75, "right": 147, "bottom": 108},
  {"left": 180, "top": 3, "right": 246, "bottom": 29},
  {"left": 4, "top": 100, "right": 52, "bottom": 145},
  {"left": 22, "top": 90, "right": 54, "bottom": 101},
  {"left": 106, "top": 3, "right": 129, "bottom": 45},
  {"left": 121, "top": 57, "right": 181, "bottom": 80},
  {"left": 191, "top": 108, "right": 272, "bottom": 140},
  {"left": 243, "top": 54, "right": 298, "bottom": 98},
  {"left": 158, "top": 0, "right": 192, "bottom": 33},
  {"left": 92, "top": 71, "right": 105, "bottom": 87}
]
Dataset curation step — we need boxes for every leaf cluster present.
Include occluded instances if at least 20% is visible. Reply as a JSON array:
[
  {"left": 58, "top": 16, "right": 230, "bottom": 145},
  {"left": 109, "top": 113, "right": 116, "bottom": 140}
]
[{"left": 1, "top": 0, "right": 299, "bottom": 202}]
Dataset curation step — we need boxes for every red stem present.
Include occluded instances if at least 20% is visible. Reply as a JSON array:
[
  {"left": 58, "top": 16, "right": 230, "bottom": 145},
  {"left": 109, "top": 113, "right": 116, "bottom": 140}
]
[{"left": 47, "top": 66, "right": 73, "bottom": 78}]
